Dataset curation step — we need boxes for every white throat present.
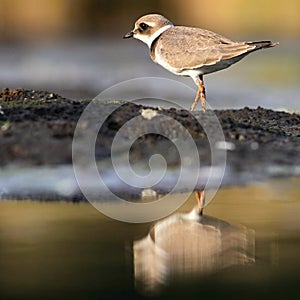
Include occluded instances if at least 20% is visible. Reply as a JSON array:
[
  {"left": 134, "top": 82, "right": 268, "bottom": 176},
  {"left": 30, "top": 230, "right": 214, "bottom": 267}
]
[{"left": 135, "top": 24, "right": 174, "bottom": 48}]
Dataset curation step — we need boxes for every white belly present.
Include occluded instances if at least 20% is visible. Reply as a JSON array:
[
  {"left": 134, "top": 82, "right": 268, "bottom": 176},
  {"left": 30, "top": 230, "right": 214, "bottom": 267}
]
[{"left": 154, "top": 49, "right": 204, "bottom": 78}]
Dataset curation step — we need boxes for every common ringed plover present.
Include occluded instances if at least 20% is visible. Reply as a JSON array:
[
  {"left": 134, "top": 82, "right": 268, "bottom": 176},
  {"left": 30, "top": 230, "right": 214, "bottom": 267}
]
[{"left": 124, "top": 14, "right": 278, "bottom": 112}]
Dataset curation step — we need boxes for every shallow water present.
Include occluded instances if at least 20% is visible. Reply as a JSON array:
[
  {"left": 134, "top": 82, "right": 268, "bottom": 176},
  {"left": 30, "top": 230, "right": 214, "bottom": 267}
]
[{"left": 1, "top": 178, "right": 300, "bottom": 299}]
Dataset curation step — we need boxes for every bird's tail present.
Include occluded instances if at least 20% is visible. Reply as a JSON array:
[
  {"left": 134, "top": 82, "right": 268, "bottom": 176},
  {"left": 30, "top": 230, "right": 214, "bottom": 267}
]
[{"left": 246, "top": 41, "right": 279, "bottom": 50}]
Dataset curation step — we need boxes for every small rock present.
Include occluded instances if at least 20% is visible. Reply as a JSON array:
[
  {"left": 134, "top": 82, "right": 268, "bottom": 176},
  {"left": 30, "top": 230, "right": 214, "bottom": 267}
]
[
  {"left": 141, "top": 108, "right": 158, "bottom": 120},
  {"left": 141, "top": 188, "right": 157, "bottom": 200}
]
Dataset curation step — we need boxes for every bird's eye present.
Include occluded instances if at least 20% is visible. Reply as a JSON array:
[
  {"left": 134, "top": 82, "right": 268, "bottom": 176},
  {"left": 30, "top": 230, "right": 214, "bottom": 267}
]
[{"left": 139, "top": 23, "right": 149, "bottom": 30}]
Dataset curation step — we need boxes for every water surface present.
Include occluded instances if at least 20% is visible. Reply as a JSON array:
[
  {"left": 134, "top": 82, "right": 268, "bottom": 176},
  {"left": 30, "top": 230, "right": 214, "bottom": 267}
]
[{"left": 1, "top": 178, "right": 300, "bottom": 299}]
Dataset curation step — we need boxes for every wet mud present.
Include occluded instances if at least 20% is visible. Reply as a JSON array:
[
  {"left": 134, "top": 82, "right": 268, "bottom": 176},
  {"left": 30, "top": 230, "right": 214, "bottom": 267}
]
[{"left": 0, "top": 88, "right": 299, "bottom": 200}]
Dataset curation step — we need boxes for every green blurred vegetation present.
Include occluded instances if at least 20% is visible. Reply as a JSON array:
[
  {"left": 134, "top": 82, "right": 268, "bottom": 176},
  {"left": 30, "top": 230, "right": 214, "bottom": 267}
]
[{"left": 0, "top": 0, "right": 299, "bottom": 41}]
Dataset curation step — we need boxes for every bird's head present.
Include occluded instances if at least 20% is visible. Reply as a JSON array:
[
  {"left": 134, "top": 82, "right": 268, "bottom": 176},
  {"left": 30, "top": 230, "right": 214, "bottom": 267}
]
[{"left": 123, "top": 14, "right": 174, "bottom": 47}]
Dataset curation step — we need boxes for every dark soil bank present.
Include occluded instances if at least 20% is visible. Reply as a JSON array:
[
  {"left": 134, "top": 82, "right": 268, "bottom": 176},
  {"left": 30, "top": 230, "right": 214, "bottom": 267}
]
[{"left": 0, "top": 88, "right": 299, "bottom": 200}]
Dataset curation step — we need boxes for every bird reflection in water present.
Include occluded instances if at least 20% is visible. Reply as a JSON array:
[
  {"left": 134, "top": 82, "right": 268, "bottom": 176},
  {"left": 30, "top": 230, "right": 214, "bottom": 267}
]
[{"left": 133, "top": 202, "right": 255, "bottom": 293}]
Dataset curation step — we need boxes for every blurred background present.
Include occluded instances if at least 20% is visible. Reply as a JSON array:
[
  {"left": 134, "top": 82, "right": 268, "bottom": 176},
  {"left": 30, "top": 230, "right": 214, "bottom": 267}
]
[{"left": 0, "top": 0, "right": 299, "bottom": 109}]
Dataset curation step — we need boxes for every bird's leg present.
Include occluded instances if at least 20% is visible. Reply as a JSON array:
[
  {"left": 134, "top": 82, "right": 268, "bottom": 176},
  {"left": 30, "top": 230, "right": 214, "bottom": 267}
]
[
  {"left": 195, "top": 189, "right": 205, "bottom": 215},
  {"left": 190, "top": 76, "right": 206, "bottom": 112},
  {"left": 200, "top": 79, "right": 206, "bottom": 112},
  {"left": 190, "top": 87, "right": 201, "bottom": 111}
]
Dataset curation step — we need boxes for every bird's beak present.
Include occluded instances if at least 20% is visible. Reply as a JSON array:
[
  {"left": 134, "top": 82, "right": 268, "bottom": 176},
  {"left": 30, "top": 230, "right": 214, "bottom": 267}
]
[{"left": 123, "top": 31, "right": 134, "bottom": 39}]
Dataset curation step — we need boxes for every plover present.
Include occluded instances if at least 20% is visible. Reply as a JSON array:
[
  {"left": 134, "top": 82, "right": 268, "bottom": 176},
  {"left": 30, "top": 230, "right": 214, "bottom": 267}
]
[{"left": 124, "top": 14, "right": 278, "bottom": 112}]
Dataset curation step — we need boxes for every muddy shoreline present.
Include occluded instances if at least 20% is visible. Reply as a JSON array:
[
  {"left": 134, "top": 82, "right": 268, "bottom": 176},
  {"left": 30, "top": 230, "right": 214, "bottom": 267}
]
[{"left": 0, "top": 88, "right": 299, "bottom": 200}]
